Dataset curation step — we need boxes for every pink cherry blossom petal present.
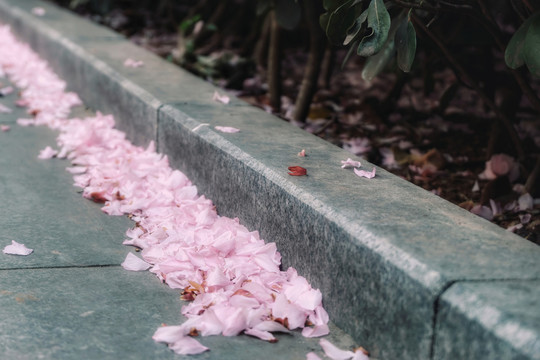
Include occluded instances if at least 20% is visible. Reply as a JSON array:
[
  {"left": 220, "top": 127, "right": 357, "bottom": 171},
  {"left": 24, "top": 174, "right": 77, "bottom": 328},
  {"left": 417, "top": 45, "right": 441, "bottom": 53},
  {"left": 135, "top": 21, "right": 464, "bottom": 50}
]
[
  {"left": 121, "top": 252, "right": 151, "bottom": 271},
  {"left": 298, "top": 149, "right": 306, "bottom": 157},
  {"left": 306, "top": 352, "right": 323, "bottom": 360},
  {"left": 215, "top": 126, "right": 240, "bottom": 133},
  {"left": 319, "top": 338, "right": 355, "bottom": 360},
  {"left": 38, "top": 146, "right": 58, "bottom": 159},
  {"left": 341, "top": 158, "right": 362, "bottom": 169},
  {"left": 16, "top": 118, "right": 35, "bottom": 127},
  {"left": 31, "top": 7, "right": 46, "bottom": 16},
  {"left": 353, "top": 167, "right": 376, "bottom": 179},
  {"left": 152, "top": 325, "right": 186, "bottom": 343},
  {"left": 212, "top": 91, "right": 230, "bottom": 104},
  {"left": 0, "top": 103, "right": 12, "bottom": 113},
  {"left": 3, "top": 240, "right": 33, "bottom": 256},
  {"left": 302, "top": 324, "right": 330, "bottom": 338},
  {"left": 169, "top": 336, "right": 209, "bottom": 355},
  {"left": 0, "top": 85, "right": 13, "bottom": 95},
  {"left": 244, "top": 328, "right": 277, "bottom": 342},
  {"left": 123, "top": 58, "right": 144, "bottom": 68},
  {"left": 470, "top": 205, "right": 494, "bottom": 221},
  {"left": 1, "top": 124, "right": 10, "bottom": 132},
  {"left": 518, "top": 193, "right": 533, "bottom": 211}
]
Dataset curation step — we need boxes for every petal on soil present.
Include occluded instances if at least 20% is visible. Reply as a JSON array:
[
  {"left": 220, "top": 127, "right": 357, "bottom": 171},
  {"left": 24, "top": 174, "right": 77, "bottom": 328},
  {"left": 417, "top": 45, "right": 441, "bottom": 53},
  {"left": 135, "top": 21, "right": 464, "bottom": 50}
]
[
  {"left": 306, "top": 352, "right": 323, "bottom": 360},
  {"left": 168, "top": 336, "right": 209, "bottom": 355}
]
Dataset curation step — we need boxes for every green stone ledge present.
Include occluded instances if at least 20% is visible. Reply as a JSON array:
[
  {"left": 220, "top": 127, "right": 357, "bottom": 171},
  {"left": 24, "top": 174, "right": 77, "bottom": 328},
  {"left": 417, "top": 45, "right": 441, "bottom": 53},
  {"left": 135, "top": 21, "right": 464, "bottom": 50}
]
[{"left": 0, "top": 0, "right": 538, "bottom": 359}]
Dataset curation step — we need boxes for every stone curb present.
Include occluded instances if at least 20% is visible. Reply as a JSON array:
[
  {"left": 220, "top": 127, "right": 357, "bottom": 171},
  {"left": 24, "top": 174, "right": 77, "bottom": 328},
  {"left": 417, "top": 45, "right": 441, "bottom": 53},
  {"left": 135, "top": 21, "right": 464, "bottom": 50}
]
[{"left": 0, "top": 1, "right": 538, "bottom": 359}]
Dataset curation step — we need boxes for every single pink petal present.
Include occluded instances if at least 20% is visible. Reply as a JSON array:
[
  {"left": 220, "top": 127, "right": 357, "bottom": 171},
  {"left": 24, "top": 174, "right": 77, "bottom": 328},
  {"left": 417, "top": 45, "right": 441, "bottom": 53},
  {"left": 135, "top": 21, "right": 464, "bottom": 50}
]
[
  {"left": 152, "top": 325, "right": 186, "bottom": 343},
  {"left": 17, "top": 118, "right": 35, "bottom": 127},
  {"left": 168, "top": 336, "right": 209, "bottom": 355},
  {"left": 1, "top": 125, "right": 10, "bottom": 132},
  {"left": 298, "top": 149, "right": 306, "bottom": 157},
  {"left": 31, "top": 7, "right": 46, "bottom": 16},
  {"left": 212, "top": 91, "right": 230, "bottom": 104},
  {"left": 302, "top": 324, "right": 329, "bottom": 338},
  {"left": 0, "top": 86, "right": 13, "bottom": 95},
  {"left": 38, "top": 146, "right": 58, "bottom": 159},
  {"left": 215, "top": 126, "right": 240, "bottom": 133},
  {"left": 319, "top": 338, "right": 355, "bottom": 360},
  {"left": 341, "top": 158, "right": 361, "bottom": 169},
  {"left": 470, "top": 205, "right": 494, "bottom": 221},
  {"left": 306, "top": 352, "right": 323, "bottom": 360},
  {"left": 353, "top": 167, "right": 376, "bottom": 179},
  {"left": 519, "top": 213, "right": 531, "bottom": 224},
  {"left": 518, "top": 193, "right": 533, "bottom": 211},
  {"left": 244, "top": 328, "right": 277, "bottom": 342},
  {"left": 3, "top": 240, "right": 33, "bottom": 256},
  {"left": 0, "top": 103, "right": 12, "bottom": 113},
  {"left": 121, "top": 252, "right": 151, "bottom": 271},
  {"left": 253, "top": 321, "right": 291, "bottom": 333},
  {"left": 123, "top": 58, "right": 144, "bottom": 68}
]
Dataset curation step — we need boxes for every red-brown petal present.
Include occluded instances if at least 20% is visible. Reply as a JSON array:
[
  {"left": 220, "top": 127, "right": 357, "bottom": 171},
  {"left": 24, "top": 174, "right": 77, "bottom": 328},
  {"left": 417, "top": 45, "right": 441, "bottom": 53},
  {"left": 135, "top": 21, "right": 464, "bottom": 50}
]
[{"left": 288, "top": 166, "right": 307, "bottom": 176}]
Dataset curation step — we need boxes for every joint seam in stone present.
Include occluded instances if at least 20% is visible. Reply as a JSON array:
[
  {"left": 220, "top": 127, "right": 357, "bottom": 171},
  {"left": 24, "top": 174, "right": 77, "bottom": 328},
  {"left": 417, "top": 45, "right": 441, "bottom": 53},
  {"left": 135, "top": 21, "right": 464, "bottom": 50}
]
[{"left": 429, "top": 280, "right": 457, "bottom": 359}]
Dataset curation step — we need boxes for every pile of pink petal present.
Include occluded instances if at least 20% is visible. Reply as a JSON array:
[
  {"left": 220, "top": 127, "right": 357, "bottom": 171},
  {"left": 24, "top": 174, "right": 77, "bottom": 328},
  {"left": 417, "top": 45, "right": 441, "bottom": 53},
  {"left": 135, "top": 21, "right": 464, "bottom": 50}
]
[{"left": 0, "top": 24, "right": 369, "bottom": 358}]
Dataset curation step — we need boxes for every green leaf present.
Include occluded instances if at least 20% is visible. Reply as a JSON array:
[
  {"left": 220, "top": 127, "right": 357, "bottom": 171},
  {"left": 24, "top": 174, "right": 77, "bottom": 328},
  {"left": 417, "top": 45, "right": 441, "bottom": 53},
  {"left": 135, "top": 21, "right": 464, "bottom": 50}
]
[
  {"left": 343, "top": 9, "right": 368, "bottom": 45},
  {"left": 395, "top": 13, "right": 416, "bottom": 72},
  {"left": 325, "top": 0, "right": 358, "bottom": 44},
  {"left": 361, "top": 39, "right": 395, "bottom": 81},
  {"left": 357, "top": 0, "right": 391, "bottom": 57},
  {"left": 523, "top": 13, "right": 540, "bottom": 77},
  {"left": 275, "top": 0, "right": 302, "bottom": 30}
]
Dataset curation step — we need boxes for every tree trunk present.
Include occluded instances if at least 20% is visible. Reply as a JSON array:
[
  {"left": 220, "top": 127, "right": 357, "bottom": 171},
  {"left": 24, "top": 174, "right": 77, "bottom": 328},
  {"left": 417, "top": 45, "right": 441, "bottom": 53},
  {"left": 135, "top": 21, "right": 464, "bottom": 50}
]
[
  {"left": 293, "top": 0, "right": 325, "bottom": 123},
  {"left": 268, "top": 10, "right": 282, "bottom": 112}
]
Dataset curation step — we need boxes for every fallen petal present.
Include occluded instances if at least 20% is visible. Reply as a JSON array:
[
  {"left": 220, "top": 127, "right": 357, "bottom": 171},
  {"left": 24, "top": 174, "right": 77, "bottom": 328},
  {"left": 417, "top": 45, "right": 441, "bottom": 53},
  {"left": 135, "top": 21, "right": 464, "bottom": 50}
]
[
  {"left": 352, "top": 348, "right": 370, "bottom": 360},
  {"left": 121, "top": 252, "right": 151, "bottom": 271},
  {"left": 470, "top": 205, "right": 494, "bottom": 221},
  {"left": 169, "top": 336, "right": 209, "bottom": 355},
  {"left": 1, "top": 124, "right": 10, "bottom": 132},
  {"left": 519, "top": 213, "right": 531, "bottom": 224},
  {"left": 288, "top": 166, "right": 307, "bottom": 176},
  {"left": 38, "top": 146, "right": 58, "bottom": 159},
  {"left": 215, "top": 126, "right": 240, "bottom": 133},
  {"left": 320, "top": 338, "right": 355, "bottom": 360},
  {"left": 298, "top": 149, "right": 306, "bottom": 157},
  {"left": 306, "top": 352, "right": 323, "bottom": 360},
  {"left": 341, "top": 158, "right": 362, "bottom": 169},
  {"left": 31, "top": 7, "right": 46, "bottom": 16},
  {"left": 518, "top": 193, "right": 533, "bottom": 211},
  {"left": 302, "top": 324, "right": 330, "bottom": 338},
  {"left": 0, "top": 103, "right": 12, "bottom": 113},
  {"left": 0, "top": 86, "right": 13, "bottom": 96},
  {"left": 353, "top": 167, "right": 376, "bottom": 179},
  {"left": 213, "top": 91, "right": 230, "bottom": 104},
  {"left": 244, "top": 328, "right": 277, "bottom": 342},
  {"left": 152, "top": 325, "right": 186, "bottom": 343},
  {"left": 17, "top": 118, "right": 35, "bottom": 127},
  {"left": 123, "top": 58, "right": 144, "bottom": 68},
  {"left": 192, "top": 123, "right": 209, "bottom": 132},
  {"left": 3, "top": 240, "right": 33, "bottom": 256}
]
